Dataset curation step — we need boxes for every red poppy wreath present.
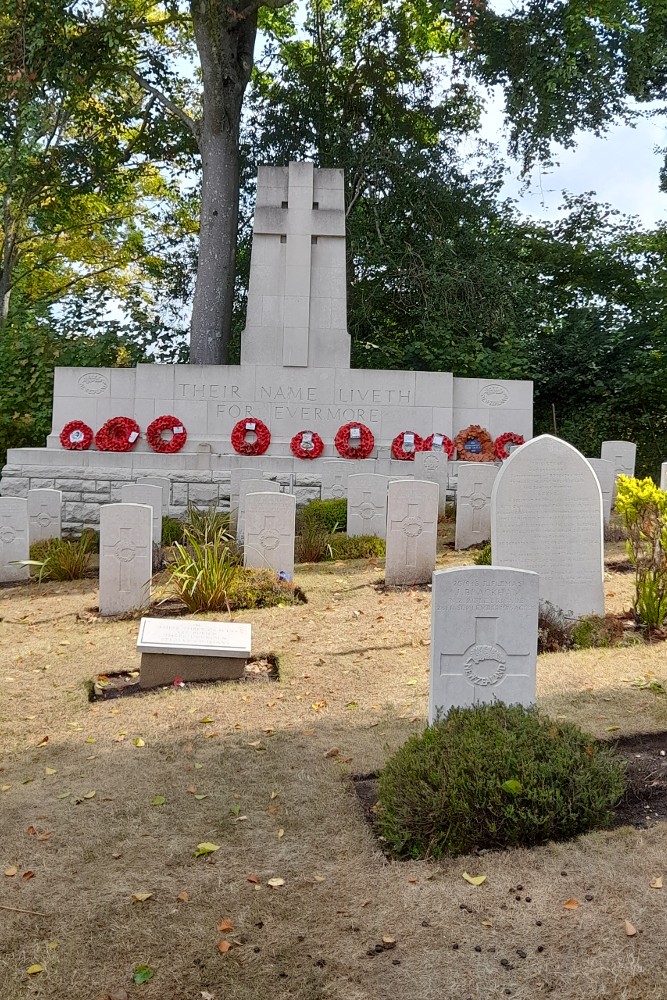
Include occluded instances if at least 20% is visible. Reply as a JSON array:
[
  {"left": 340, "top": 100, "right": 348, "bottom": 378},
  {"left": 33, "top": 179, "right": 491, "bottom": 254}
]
[
  {"left": 95, "top": 416, "right": 141, "bottom": 453},
  {"left": 422, "top": 432, "right": 455, "bottom": 459},
  {"left": 391, "top": 431, "right": 424, "bottom": 461},
  {"left": 334, "top": 421, "right": 375, "bottom": 459},
  {"left": 147, "top": 415, "right": 187, "bottom": 454},
  {"left": 231, "top": 417, "right": 271, "bottom": 456},
  {"left": 60, "top": 420, "right": 93, "bottom": 451},
  {"left": 494, "top": 431, "right": 524, "bottom": 460},
  {"left": 290, "top": 430, "right": 324, "bottom": 460}
]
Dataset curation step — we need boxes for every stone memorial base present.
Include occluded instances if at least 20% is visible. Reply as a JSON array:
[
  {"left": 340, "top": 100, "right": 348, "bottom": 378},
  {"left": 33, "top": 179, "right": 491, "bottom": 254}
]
[{"left": 139, "top": 651, "right": 246, "bottom": 689}]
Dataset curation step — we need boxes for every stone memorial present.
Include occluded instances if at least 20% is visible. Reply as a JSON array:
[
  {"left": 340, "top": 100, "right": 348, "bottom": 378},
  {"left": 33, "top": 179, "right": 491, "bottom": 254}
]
[
  {"left": 491, "top": 435, "right": 604, "bottom": 618},
  {"left": 137, "top": 617, "right": 251, "bottom": 688},
  {"left": 0, "top": 497, "right": 29, "bottom": 583},
  {"left": 347, "top": 474, "right": 389, "bottom": 538},
  {"left": 586, "top": 458, "right": 615, "bottom": 528},
  {"left": 27, "top": 488, "right": 62, "bottom": 545},
  {"left": 0, "top": 161, "right": 533, "bottom": 532},
  {"left": 136, "top": 476, "right": 170, "bottom": 513},
  {"left": 244, "top": 491, "right": 296, "bottom": 580},
  {"left": 601, "top": 440, "right": 636, "bottom": 481},
  {"left": 428, "top": 566, "right": 539, "bottom": 720},
  {"left": 99, "top": 503, "right": 153, "bottom": 615},
  {"left": 413, "top": 451, "right": 448, "bottom": 514},
  {"left": 121, "top": 483, "right": 163, "bottom": 545},
  {"left": 237, "top": 478, "right": 280, "bottom": 542},
  {"left": 454, "top": 464, "right": 498, "bottom": 550},
  {"left": 385, "top": 480, "right": 438, "bottom": 586}
]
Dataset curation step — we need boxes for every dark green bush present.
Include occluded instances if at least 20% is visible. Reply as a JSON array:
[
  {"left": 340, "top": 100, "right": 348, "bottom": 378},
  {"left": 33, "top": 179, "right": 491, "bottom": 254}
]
[
  {"left": 162, "top": 516, "right": 185, "bottom": 546},
  {"left": 327, "top": 533, "right": 385, "bottom": 559},
  {"left": 473, "top": 543, "right": 492, "bottom": 565},
  {"left": 298, "top": 498, "right": 347, "bottom": 533},
  {"left": 377, "top": 703, "right": 626, "bottom": 859}
]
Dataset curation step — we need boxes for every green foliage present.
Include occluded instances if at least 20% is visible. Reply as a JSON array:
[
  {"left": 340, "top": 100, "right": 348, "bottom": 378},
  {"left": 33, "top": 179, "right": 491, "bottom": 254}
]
[
  {"left": 26, "top": 535, "right": 92, "bottom": 582},
  {"left": 327, "top": 533, "right": 385, "bottom": 560},
  {"left": 79, "top": 528, "right": 100, "bottom": 553},
  {"left": 297, "top": 498, "right": 347, "bottom": 534},
  {"left": 616, "top": 476, "right": 667, "bottom": 628},
  {"left": 166, "top": 534, "right": 239, "bottom": 613},
  {"left": 183, "top": 505, "right": 233, "bottom": 547},
  {"left": 473, "top": 544, "right": 492, "bottom": 565},
  {"left": 377, "top": 704, "right": 626, "bottom": 859},
  {"left": 571, "top": 615, "right": 629, "bottom": 650},
  {"left": 537, "top": 601, "right": 575, "bottom": 653},
  {"left": 228, "top": 569, "right": 307, "bottom": 610},
  {"left": 162, "top": 516, "right": 185, "bottom": 547},
  {"left": 295, "top": 521, "right": 332, "bottom": 564}
]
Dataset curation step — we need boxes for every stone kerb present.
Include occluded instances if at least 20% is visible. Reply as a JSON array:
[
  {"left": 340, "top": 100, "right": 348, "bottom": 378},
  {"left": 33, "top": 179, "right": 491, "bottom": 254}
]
[
  {"left": 429, "top": 566, "right": 539, "bottom": 720},
  {"left": 385, "top": 480, "right": 438, "bottom": 586},
  {"left": 0, "top": 497, "right": 30, "bottom": 583},
  {"left": 491, "top": 435, "right": 604, "bottom": 619},
  {"left": 27, "top": 488, "right": 62, "bottom": 545}
]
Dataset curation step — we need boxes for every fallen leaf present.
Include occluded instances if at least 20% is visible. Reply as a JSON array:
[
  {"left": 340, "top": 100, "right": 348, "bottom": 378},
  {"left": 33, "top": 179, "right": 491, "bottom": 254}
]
[
  {"left": 217, "top": 939, "right": 232, "bottom": 953},
  {"left": 194, "top": 763, "right": 203, "bottom": 770},
  {"left": 112, "top": 852, "right": 122, "bottom": 859},
  {"left": 108, "top": 991, "right": 128, "bottom": 1000},
  {"left": 625, "top": 919, "right": 637, "bottom": 936},
  {"left": 278, "top": 828, "right": 285, "bottom": 838},
  {"left": 267, "top": 877, "right": 285, "bottom": 888},
  {"left": 325, "top": 748, "right": 340, "bottom": 758},
  {"left": 131, "top": 892, "right": 153, "bottom": 903},
  {"left": 382, "top": 935, "right": 397, "bottom": 948},
  {"left": 4, "top": 866, "right": 17, "bottom": 877},
  {"left": 200, "top": 993, "right": 214, "bottom": 1000},
  {"left": 151, "top": 795, "right": 166, "bottom": 807},
  {"left": 270, "top": 791, "right": 278, "bottom": 800},
  {"left": 312, "top": 874, "right": 326, "bottom": 882},
  {"left": 23, "top": 871, "right": 35, "bottom": 880},
  {"left": 606, "top": 726, "right": 621, "bottom": 733},
  {"left": 85, "top": 737, "right": 95, "bottom": 744},
  {"left": 26, "top": 964, "right": 44, "bottom": 975},
  {"left": 27, "top": 825, "right": 37, "bottom": 835},
  {"left": 45, "top": 767, "right": 57, "bottom": 776},
  {"left": 36, "top": 736, "right": 48, "bottom": 747},
  {"left": 481, "top": 919, "right": 493, "bottom": 927},
  {"left": 246, "top": 874, "right": 259, "bottom": 884},
  {"left": 651, "top": 877, "right": 663, "bottom": 889},
  {"left": 133, "top": 964, "right": 154, "bottom": 985},
  {"left": 83, "top": 790, "right": 96, "bottom": 799},
  {"left": 194, "top": 793, "right": 208, "bottom": 801},
  {"left": 218, "top": 918, "right": 234, "bottom": 932},
  {"left": 501, "top": 779, "right": 523, "bottom": 795},
  {"left": 563, "top": 899, "right": 580, "bottom": 910},
  {"left": 199, "top": 717, "right": 214, "bottom": 724},
  {"left": 194, "top": 842, "right": 220, "bottom": 858},
  {"left": 133, "top": 738, "right": 145, "bottom": 747},
  {"left": 177, "top": 891, "right": 189, "bottom": 902},
  {"left": 187, "top": 784, "right": 198, "bottom": 794},
  {"left": 1, "top": 785, "right": 9, "bottom": 791},
  {"left": 56, "top": 791, "right": 70, "bottom": 799},
  {"left": 47, "top": 940, "right": 58, "bottom": 950},
  {"left": 462, "top": 872, "right": 486, "bottom": 886},
  {"left": 38, "top": 832, "right": 53, "bottom": 842}
]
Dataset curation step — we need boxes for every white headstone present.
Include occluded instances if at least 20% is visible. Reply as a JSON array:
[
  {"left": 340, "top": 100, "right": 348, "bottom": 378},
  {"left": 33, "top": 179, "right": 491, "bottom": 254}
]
[
  {"left": 0, "top": 497, "right": 29, "bottom": 582},
  {"left": 429, "top": 566, "right": 539, "bottom": 721},
  {"left": 385, "top": 480, "right": 438, "bottom": 586},
  {"left": 601, "top": 440, "right": 636, "bottom": 480},
  {"left": 414, "top": 451, "right": 448, "bottom": 514},
  {"left": 661, "top": 462, "right": 667, "bottom": 492},
  {"left": 244, "top": 491, "right": 296, "bottom": 580},
  {"left": 586, "top": 459, "right": 615, "bottom": 528},
  {"left": 454, "top": 464, "right": 498, "bottom": 550},
  {"left": 27, "top": 488, "right": 62, "bottom": 545},
  {"left": 320, "top": 460, "right": 350, "bottom": 500},
  {"left": 136, "top": 477, "right": 170, "bottom": 513},
  {"left": 99, "top": 503, "right": 152, "bottom": 615},
  {"left": 237, "top": 478, "right": 280, "bottom": 542},
  {"left": 121, "top": 484, "right": 163, "bottom": 545},
  {"left": 491, "top": 435, "right": 604, "bottom": 618},
  {"left": 347, "top": 474, "right": 388, "bottom": 538}
]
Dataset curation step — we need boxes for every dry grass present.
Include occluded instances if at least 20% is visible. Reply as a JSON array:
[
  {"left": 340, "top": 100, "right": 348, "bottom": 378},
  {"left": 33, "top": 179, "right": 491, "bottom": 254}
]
[{"left": 1, "top": 546, "right": 667, "bottom": 999}]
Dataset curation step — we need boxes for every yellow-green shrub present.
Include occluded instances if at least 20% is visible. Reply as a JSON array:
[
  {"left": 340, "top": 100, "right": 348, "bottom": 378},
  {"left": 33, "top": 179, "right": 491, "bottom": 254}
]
[{"left": 616, "top": 475, "right": 667, "bottom": 627}]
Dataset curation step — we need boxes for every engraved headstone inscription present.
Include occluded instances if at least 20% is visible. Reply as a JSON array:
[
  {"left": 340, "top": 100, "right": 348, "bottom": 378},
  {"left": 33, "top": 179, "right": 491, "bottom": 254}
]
[
  {"left": 0, "top": 497, "right": 29, "bottom": 583},
  {"left": 27, "top": 488, "right": 62, "bottom": 545},
  {"left": 491, "top": 435, "right": 604, "bottom": 618},
  {"left": 385, "top": 480, "right": 438, "bottom": 586},
  {"left": 244, "top": 492, "right": 296, "bottom": 580},
  {"left": 429, "top": 566, "right": 539, "bottom": 720},
  {"left": 454, "top": 464, "right": 498, "bottom": 550},
  {"left": 346, "top": 474, "right": 389, "bottom": 538},
  {"left": 99, "top": 503, "right": 152, "bottom": 616}
]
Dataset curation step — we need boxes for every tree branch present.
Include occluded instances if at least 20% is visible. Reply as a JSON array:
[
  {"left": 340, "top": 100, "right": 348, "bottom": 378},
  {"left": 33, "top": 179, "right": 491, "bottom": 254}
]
[{"left": 124, "top": 68, "right": 200, "bottom": 142}]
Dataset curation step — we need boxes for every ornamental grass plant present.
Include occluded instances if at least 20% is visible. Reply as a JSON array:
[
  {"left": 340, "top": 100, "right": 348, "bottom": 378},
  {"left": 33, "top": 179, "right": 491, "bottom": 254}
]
[
  {"left": 616, "top": 475, "right": 667, "bottom": 628},
  {"left": 166, "top": 534, "right": 239, "bottom": 613},
  {"left": 377, "top": 704, "right": 626, "bottom": 860},
  {"left": 26, "top": 535, "right": 93, "bottom": 582}
]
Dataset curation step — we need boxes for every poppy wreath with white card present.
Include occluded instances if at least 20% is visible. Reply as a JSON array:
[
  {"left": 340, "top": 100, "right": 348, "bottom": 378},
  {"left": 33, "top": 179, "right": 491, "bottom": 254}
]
[
  {"left": 290, "top": 429, "right": 324, "bottom": 460},
  {"left": 95, "top": 416, "right": 141, "bottom": 452},
  {"left": 59, "top": 420, "right": 94, "bottom": 451},
  {"left": 231, "top": 417, "right": 271, "bottom": 456},
  {"left": 422, "top": 432, "right": 455, "bottom": 459},
  {"left": 391, "top": 430, "right": 424, "bottom": 461},
  {"left": 146, "top": 415, "right": 188, "bottom": 454},
  {"left": 334, "top": 421, "right": 374, "bottom": 459}
]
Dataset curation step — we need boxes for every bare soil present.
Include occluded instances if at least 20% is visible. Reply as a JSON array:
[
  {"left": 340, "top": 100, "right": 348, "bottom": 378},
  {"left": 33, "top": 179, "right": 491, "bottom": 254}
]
[{"left": 2, "top": 543, "right": 667, "bottom": 1000}]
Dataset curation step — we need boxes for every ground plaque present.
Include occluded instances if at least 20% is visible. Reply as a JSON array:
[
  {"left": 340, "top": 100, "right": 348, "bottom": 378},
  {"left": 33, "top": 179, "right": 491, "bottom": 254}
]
[
  {"left": 491, "top": 435, "right": 604, "bottom": 618},
  {"left": 454, "top": 464, "right": 498, "bottom": 550},
  {"left": 137, "top": 617, "right": 251, "bottom": 688},
  {"left": 27, "top": 488, "right": 62, "bottom": 545},
  {"left": 99, "top": 503, "right": 152, "bottom": 616},
  {"left": 0, "top": 497, "right": 29, "bottom": 583},
  {"left": 429, "top": 566, "right": 539, "bottom": 720},
  {"left": 385, "top": 480, "right": 438, "bottom": 586}
]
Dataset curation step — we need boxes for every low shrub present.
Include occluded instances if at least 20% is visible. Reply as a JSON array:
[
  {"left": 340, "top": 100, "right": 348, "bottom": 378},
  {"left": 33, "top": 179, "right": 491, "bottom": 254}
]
[
  {"left": 79, "top": 528, "right": 100, "bottom": 553},
  {"left": 298, "top": 498, "right": 347, "bottom": 533},
  {"left": 295, "top": 521, "right": 331, "bottom": 563},
  {"left": 571, "top": 615, "right": 628, "bottom": 649},
  {"left": 616, "top": 475, "right": 667, "bottom": 628},
  {"left": 162, "top": 516, "right": 185, "bottom": 546},
  {"left": 228, "top": 569, "right": 307, "bottom": 610},
  {"left": 26, "top": 535, "right": 93, "bottom": 581},
  {"left": 376, "top": 703, "right": 626, "bottom": 859},
  {"left": 183, "top": 503, "right": 232, "bottom": 545},
  {"left": 538, "top": 601, "right": 575, "bottom": 653},
  {"left": 327, "top": 533, "right": 385, "bottom": 560},
  {"left": 473, "top": 543, "right": 492, "bottom": 565},
  {"left": 166, "top": 534, "right": 239, "bottom": 612}
]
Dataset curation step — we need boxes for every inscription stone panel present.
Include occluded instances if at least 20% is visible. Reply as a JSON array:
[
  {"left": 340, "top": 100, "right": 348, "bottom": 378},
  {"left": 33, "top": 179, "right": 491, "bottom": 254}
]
[
  {"left": 491, "top": 435, "right": 604, "bottom": 618},
  {"left": 385, "top": 480, "right": 438, "bottom": 586},
  {"left": 429, "top": 566, "right": 539, "bottom": 720},
  {"left": 136, "top": 617, "right": 251, "bottom": 688},
  {"left": 586, "top": 459, "right": 615, "bottom": 528},
  {"left": 27, "top": 488, "right": 62, "bottom": 544},
  {"left": 244, "top": 492, "right": 296, "bottom": 580},
  {"left": 237, "top": 478, "right": 280, "bottom": 542},
  {"left": 0, "top": 497, "right": 29, "bottom": 582},
  {"left": 455, "top": 464, "right": 498, "bottom": 550},
  {"left": 121, "top": 483, "right": 163, "bottom": 545},
  {"left": 601, "top": 440, "right": 636, "bottom": 480},
  {"left": 347, "top": 474, "right": 388, "bottom": 538},
  {"left": 413, "top": 451, "right": 448, "bottom": 514},
  {"left": 99, "top": 503, "right": 152, "bottom": 615}
]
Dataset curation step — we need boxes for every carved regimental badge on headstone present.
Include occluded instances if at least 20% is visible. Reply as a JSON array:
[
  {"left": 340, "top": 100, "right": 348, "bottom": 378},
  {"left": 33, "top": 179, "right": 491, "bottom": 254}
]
[{"left": 428, "top": 566, "right": 539, "bottom": 721}]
